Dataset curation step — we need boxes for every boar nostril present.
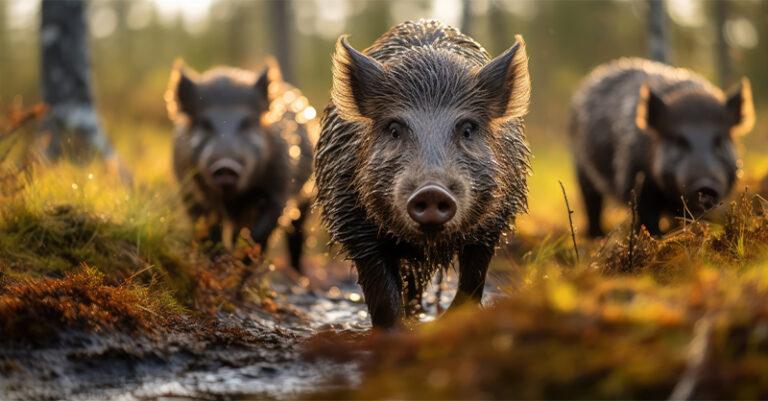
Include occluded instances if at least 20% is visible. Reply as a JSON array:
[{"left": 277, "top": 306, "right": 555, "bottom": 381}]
[{"left": 406, "top": 185, "right": 457, "bottom": 231}]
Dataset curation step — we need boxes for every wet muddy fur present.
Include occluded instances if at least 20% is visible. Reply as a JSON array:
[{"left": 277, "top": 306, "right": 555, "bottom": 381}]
[
  {"left": 570, "top": 58, "right": 754, "bottom": 236},
  {"left": 167, "top": 61, "right": 315, "bottom": 271},
  {"left": 315, "top": 20, "right": 531, "bottom": 327}
]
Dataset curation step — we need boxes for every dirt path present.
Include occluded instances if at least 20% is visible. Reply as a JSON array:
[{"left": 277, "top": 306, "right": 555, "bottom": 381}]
[{"left": 1, "top": 260, "right": 503, "bottom": 400}]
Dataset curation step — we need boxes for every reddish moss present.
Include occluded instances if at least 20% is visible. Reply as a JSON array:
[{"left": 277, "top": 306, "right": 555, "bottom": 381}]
[{"left": 0, "top": 266, "right": 181, "bottom": 340}]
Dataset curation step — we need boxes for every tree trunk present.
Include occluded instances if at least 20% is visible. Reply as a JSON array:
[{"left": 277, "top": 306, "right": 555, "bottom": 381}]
[
  {"left": 647, "top": 0, "right": 669, "bottom": 63},
  {"left": 714, "top": 0, "right": 732, "bottom": 86},
  {"left": 39, "top": 0, "right": 113, "bottom": 161},
  {"left": 270, "top": 0, "right": 293, "bottom": 83},
  {"left": 461, "top": 0, "right": 472, "bottom": 36}
]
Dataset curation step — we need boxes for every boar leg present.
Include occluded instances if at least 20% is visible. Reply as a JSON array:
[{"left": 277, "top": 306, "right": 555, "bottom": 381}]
[
  {"left": 183, "top": 196, "right": 223, "bottom": 249},
  {"left": 402, "top": 266, "right": 424, "bottom": 318},
  {"left": 356, "top": 254, "right": 402, "bottom": 328},
  {"left": 286, "top": 199, "right": 311, "bottom": 272},
  {"left": 577, "top": 167, "right": 604, "bottom": 237},
  {"left": 449, "top": 243, "right": 493, "bottom": 310},
  {"left": 247, "top": 200, "right": 284, "bottom": 259},
  {"left": 637, "top": 181, "right": 663, "bottom": 236}
]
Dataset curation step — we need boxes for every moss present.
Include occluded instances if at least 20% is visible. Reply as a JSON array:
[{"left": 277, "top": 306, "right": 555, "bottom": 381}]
[
  {"left": 307, "top": 194, "right": 768, "bottom": 400},
  {"left": 0, "top": 267, "right": 183, "bottom": 340}
]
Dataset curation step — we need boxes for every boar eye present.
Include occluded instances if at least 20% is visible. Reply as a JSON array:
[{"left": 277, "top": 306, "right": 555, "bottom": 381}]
[
  {"left": 197, "top": 118, "right": 214, "bottom": 132},
  {"left": 238, "top": 119, "right": 252, "bottom": 132},
  {"left": 388, "top": 121, "right": 402, "bottom": 139},
  {"left": 672, "top": 135, "right": 690, "bottom": 150},
  {"left": 457, "top": 120, "right": 476, "bottom": 139},
  {"left": 713, "top": 135, "right": 727, "bottom": 148}
]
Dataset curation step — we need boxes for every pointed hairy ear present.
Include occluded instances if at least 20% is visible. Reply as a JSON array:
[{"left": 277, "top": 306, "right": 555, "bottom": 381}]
[
  {"left": 726, "top": 77, "right": 754, "bottom": 136},
  {"left": 331, "top": 35, "right": 387, "bottom": 121},
  {"left": 636, "top": 83, "right": 667, "bottom": 134},
  {"left": 476, "top": 35, "right": 530, "bottom": 120},
  {"left": 166, "top": 59, "right": 199, "bottom": 120},
  {"left": 254, "top": 57, "right": 283, "bottom": 111}
]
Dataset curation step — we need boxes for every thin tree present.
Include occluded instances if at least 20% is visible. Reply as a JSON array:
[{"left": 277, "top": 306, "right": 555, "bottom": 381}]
[
  {"left": 647, "top": 0, "right": 670, "bottom": 63},
  {"left": 39, "top": 0, "right": 114, "bottom": 161},
  {"left": 461, "top": 0, "right": 473, "bottom": 36},
  {"left": 714, "top": 0, "right": 732, "bottom": 86},
  {"left": 270, "top": 0, "right": 293, "bottom": 83}
]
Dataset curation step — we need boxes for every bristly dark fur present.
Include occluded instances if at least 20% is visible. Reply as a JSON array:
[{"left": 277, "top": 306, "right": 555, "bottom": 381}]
[
  {"left": 167, "top": 60, "right": 315, "bottom": 270},
  {"left": 570, "top": 58, "right": 754, "bottom": 237},
  {"left": 315, "top": 19, "right": 531, "bottom": 327}
]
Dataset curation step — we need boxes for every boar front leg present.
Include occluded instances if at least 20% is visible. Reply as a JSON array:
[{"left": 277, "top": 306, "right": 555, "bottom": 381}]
[
  {"left": 247, "top": 199, "right": 284, "bottom": 258},
  {"left": 448, "top": 243, "right": 493, "bottom": 310},
  {"left": 286, "top": 199, "right": 311, "bottom": 272},
  {"left": 637, "top": 180, "right": 663, "bottom": 236},
  {"left": 355, "top": 253, "right": 402, "bottom": 329}
]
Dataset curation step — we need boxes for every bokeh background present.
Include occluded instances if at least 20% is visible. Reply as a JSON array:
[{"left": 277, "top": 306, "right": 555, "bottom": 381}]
[{"left": 1, "top": 0, "right": 767, "bottom": 241}]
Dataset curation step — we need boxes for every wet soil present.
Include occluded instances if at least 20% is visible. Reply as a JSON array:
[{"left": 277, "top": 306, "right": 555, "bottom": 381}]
[{"left": 0, "top": 260, "right": 503, "bottom": 400}]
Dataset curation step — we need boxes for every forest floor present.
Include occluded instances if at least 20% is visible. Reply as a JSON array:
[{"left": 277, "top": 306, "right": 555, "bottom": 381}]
[{"left": 4, "top": 107, "right": 768, "bottom": 399}]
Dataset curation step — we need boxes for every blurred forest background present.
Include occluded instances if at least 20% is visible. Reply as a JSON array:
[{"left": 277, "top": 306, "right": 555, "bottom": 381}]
[{"left": 0, "top": 0, "right": 767, "bottom": 236}]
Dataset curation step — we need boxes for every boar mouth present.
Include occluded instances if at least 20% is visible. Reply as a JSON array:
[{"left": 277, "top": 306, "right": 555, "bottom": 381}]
[
  {"left": 687, "top": 180, "right": 721, "bottom": 212},
  {"left": 209, "top": 159, "right": 243, "bottom": 189},
  {"left": 694, "top": 188, "right": 719, "bottom": 211}
]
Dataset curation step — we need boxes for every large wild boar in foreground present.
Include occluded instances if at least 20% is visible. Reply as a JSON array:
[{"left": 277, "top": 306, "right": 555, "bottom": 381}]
[
  {"left": 315, "top": 20, "right": 531, "bottom": 328},
  {"left": 167, "top": 60, "right": 315, "bottom": 271},
  {"left": 570, "top": 58, "right": 754, "bottom": 237}
]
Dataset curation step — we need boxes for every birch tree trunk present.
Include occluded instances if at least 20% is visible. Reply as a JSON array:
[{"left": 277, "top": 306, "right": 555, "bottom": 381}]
[{"left": 39, "top": 0, "right": 113, "bottom": 161}]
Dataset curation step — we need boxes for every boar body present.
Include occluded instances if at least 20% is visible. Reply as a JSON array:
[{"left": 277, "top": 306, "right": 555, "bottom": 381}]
[
  {"left": 168, "top": 63, "right": 315, "bottom": 270},
  {"left": 315, "top": 20, "right": 531, "bottom": 327},
  {"left": 570, "top": 58, "right": 753, "bottom": 236}
]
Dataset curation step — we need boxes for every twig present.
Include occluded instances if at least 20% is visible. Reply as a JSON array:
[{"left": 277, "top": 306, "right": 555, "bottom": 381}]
[
  {"left": 558, "top": 180, "right": 580, "bottom": 262},
  {"left": 668, "top": 317, "right": 712, "bottom": 401},
  {"left": 628, "top": 188, "right": 638, "bottom": 272},
  {"left": 435, "top": 269, "right": 444, "bottom": 314},
  {"left": 680, "top": 195, "right": 695, "bottom": 231}
]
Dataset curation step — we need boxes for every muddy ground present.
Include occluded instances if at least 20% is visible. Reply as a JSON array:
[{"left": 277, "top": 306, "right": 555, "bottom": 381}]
[{"left": 0, "top": 260, "right": 500, "bottom": 400}]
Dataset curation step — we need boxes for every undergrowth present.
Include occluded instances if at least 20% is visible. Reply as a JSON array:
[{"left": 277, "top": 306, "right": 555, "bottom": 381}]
[
  {"left": 0, "top": 266, "right": 181, "bottom": 340},
  {"left": 0, "top": 101, "right": 269, "bottom": 340},
  {"left": 308, "top": 191, "right": 768, "bottom": 400}
]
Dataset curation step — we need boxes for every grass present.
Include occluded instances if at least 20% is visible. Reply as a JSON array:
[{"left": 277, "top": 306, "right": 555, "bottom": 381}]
[{"left": 0, "top": 104, "right": 270, "bottom": 338}]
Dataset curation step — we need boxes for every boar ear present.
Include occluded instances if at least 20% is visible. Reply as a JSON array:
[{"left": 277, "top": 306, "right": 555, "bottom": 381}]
[
  {"left": 636, "top": 83, "right": 667, "bottom": 134},
  {"left": 254, "top": 58, "right": 282, "bottom": 111},
  {"left": 726, "top": 77, "right": 755, "bottom": 136},
  {"left": 167, "top": 59, "right": 199, "bottom": 119},
  {"left": 476, "top": 35, "right": 530, "bottom": 120},
  {"left": 331, "top": 35, "right": 387, "bottom": 121}
]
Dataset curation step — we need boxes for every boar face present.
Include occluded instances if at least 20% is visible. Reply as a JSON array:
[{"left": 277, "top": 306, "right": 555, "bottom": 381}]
[
  {"left": 170, "top": 65, "right": 274, "bottom": 196},
  {"left": 637, "top": 79, "right": 754, "bottom": 212},
  {"left": 331, "top": 36, "right": 529, "bottom": 243}
]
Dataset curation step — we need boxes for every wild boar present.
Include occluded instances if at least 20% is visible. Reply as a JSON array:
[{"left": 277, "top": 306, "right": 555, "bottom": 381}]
[
  {"left": 570, "top": 58, "right": 754, "bottom": 236},
  {"left": 315, "top": 20, "right": 531, "bottom": 328}
]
